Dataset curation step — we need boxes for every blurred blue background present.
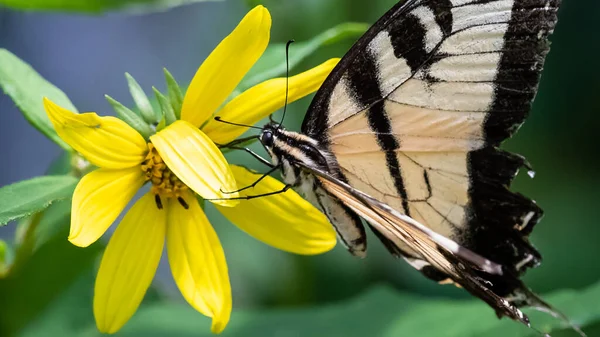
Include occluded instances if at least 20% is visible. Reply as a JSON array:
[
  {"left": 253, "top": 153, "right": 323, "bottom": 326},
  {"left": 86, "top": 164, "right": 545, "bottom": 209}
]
[{"left": 0, "top": 0, "right": 599, "bottom": 335}]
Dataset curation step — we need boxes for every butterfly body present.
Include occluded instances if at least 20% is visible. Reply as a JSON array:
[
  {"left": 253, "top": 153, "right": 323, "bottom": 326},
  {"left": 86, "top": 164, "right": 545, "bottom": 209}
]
[{"left": 261, "top": 125, "right": 369, "bottom": 257}]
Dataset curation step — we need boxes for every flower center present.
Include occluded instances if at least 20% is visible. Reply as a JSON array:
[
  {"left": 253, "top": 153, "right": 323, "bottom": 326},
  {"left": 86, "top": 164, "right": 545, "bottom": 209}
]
[{"left": 141, "top": 143, "right": 189, "bottom": 209}]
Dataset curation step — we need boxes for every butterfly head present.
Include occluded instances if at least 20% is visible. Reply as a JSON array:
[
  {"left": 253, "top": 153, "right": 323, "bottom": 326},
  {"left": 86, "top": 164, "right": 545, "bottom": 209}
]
[{"left": 259, "top": 123, "right": 284, "bottom": 149}]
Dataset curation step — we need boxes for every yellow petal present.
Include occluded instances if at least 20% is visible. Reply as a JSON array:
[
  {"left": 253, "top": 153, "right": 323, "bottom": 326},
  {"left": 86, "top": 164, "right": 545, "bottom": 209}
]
[
  {"left": 203, "top": 58, "right": 340, "bottom": 145},
  {"left": 43, "top": 98, "right": 147, "bottom": 169},
  {"left": 150, "top": 120, "right": 238, "bottom": 207},
  {"left": 70, "top": 167, "right": 145, "bottom": 247},
  {"left": 181, "top": 6, "right": 271, "bottom": 127},
  {"left": 94, "top": 192, "right": 166, "bottom": 334},
  {"left": 215, "top": 165, "right": 337, "bottom": 255},
  {"left": 166, "top": 193, "right": 231, "bottom": 333}
]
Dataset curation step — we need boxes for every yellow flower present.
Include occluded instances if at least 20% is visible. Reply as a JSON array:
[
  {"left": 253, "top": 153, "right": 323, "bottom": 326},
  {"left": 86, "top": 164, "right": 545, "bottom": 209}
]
[{"left": 43, "top": 5, "right": 338, "bottom": 335}]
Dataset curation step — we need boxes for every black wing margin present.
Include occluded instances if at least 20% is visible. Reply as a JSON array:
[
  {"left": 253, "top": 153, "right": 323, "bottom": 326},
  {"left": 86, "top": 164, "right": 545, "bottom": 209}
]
[{"left": 465, "top": 0, "right": 560, "bottom": 294}]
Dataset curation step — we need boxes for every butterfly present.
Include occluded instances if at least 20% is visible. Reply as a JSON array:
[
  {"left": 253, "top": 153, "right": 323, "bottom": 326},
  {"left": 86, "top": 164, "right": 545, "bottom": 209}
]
[{"left": 218, "top": 0, "right": 583, "bottom": 334}]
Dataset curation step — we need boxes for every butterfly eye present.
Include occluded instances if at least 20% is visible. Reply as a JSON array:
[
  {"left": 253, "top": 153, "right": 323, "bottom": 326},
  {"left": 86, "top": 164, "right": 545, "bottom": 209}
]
[{"left": 261, "top": 130, "right": 274, "bottom": 147}]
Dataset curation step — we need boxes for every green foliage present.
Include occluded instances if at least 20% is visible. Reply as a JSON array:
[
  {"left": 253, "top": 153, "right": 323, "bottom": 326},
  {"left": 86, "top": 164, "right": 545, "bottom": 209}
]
[
  {"left": 0, "top": 176, "right": 78, "bottom": 226},
  {"left": 0, "top": 208, "right": 103, "bottom": 337},
  {"left": 0, "top": 0, "right": 222, "bottom": 14},
  {"left": 27, "top": 199, "right": 71, "bottom": 253},
  {"left": 105, "top": 95, "right": 153, "bottom": 139},
  {"left": 0, "top": 153, "right": 97, "bottom": 337},
  {"left": 15, "top": 281, "right": 600, "bottom": 337},
  {"left": 0, "top": 49, "right": 76, "bottom": 150}
]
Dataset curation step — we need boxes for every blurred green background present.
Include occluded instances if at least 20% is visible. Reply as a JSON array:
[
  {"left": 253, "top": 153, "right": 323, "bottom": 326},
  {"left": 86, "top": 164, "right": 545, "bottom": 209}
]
[{"left": 0, "top": 0, "right": 599, "bottom": 336}]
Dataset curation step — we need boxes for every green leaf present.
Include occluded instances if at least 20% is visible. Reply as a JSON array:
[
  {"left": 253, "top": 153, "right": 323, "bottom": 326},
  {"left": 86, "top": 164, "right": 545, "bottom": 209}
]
[
  {"left": 163, "top": 68, "right": 183, "bottom": 119},
  {"left": 153, "top": 87, "right": 176, "bottom": 126},
  {"left": 75, "top": 282, "right": 600, "bottom": 337},
  {"left": 125, "top": 73, "right": 157, "bottom": 125},
  {"left": 105, "top": 94, "right": 153, "bottom": 139},
  {"left": 15, "top": 151, "right": 74, "bottom": 248},
  {"left": 0, "top": 212, "right": 103, "bottom": 337},
  {"left": 0, "top": 49, "right": 76, "bottom": 150},
  {"left": 18, "top": 270, "right": 97, "bottom": 337},
  {"left": 0, "top": 175, "right": 78, "bottom": 226},
  {"left": 29, "top": 199, "right": 72, "bottom": 253},
  {"left": 155, "top": 113, "right": 167, "bottom": 132},
  {"left": 18, "top": 258, "right": 164, "bottom": 337},
  {"left": 0, "top": 0, "right": 222, "bottom": 14},
  {"left": 238, "top": 22, "right": 369, "bottom": 91}
]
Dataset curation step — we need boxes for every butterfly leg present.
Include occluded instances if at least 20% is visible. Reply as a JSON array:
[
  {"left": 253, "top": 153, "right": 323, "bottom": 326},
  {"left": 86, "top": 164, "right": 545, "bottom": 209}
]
[
  {"left": 220, "top": 164, "right": 281, "bottom": 194},
  {"left": 206, "top": 184, "right": 292, "bottom": 201},
  {"left": 223, "top": 145, "right": 275, "bottom": 168}
]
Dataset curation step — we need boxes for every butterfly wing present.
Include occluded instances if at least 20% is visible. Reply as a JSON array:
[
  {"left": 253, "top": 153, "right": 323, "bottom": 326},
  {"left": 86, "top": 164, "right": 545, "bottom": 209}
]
[
  {"left": 301, "top": 162, "right": 530, "bottom": 325},
  {"left": 302, "top": 0, "right": 558, "bottom": 298}
]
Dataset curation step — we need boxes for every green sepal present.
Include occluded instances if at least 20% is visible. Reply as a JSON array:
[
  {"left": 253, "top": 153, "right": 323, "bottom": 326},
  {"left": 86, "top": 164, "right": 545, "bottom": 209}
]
[
  {"left": 125, "top": 72, "right": 158, "bottom": 124},
  {"left": 105, "top": 94, "right": 153, "bottom": 139},
  {"left": 155, "top": 114, "right": 167, "bottom": 132},
  {"left": 163, "top": 68, "right": 183, "bottom": 119},
  {"left": 153, "top": 87, "right": 176, "bottom": 126}
]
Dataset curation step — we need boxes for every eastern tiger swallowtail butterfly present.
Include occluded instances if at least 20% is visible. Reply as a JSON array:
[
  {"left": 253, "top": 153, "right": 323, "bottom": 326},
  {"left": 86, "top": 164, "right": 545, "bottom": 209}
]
[{"left": 219, "top": 0, "right": 583, "bottom": 334}]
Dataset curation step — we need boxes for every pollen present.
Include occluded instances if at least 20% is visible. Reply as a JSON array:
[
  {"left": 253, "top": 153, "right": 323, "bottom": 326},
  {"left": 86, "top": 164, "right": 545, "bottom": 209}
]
[{"left": 141, "top": 143, "right": 189, "bottom": 209}]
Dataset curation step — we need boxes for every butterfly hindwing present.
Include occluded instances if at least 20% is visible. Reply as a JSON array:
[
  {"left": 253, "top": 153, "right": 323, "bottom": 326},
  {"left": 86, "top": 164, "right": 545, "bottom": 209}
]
[
  {"left": 301, "top": 0, "right": 558, "bottom": 298},
  {"left": 299, "top": 162, "right": 530, "bottom": 325}
]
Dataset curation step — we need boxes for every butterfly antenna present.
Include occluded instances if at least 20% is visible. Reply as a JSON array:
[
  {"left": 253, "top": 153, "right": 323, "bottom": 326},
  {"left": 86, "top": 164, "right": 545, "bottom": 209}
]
[
  {"left": 277, "top": 39, "right": 295, "bottom": 130},
  {"left": 213, "top": 116, "right": 263, "bottom": 130}
]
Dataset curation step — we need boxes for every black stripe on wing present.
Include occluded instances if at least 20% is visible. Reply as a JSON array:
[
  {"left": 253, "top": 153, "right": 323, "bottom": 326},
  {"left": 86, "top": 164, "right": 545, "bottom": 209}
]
[
  {"left": 426, "top": 0, "right": 453, "bottom": 36},
  {"left": 388, "top": 11, "right": 429, "bottom": 72},
  {"left": 345, "top": 48, "right": 412, "bottom": 216}
]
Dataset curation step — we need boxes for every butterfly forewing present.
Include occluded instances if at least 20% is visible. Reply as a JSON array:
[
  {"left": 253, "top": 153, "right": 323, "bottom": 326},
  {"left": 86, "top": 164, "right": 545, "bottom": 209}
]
[{"left": 302, "top": 0, "right": 557, "bottom": 297}]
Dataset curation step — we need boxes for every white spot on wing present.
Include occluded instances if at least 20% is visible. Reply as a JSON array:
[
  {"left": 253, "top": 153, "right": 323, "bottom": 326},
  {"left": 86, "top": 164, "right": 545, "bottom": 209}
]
[
  {"left": 439, "top": 23, "right": 508, "bottom": 54},
  {"left": 326, "top": 76, "right": 363, "bottom": 128},
  {"left": 410, "top": 6, "right": 444, "bottom": 52},
  {"left": 429, "top": 53, "right": 502, "bottom": 82},
  {"left": 451, "top": 0, "right": 514, "bottom": 33},
  {"left": 389, "top": 79, "right": 495, "bottom": 111},
  {"left": 367, "top": 31, "right": 413, "bottom": 97}
]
